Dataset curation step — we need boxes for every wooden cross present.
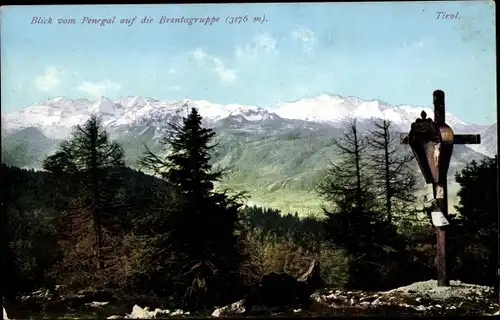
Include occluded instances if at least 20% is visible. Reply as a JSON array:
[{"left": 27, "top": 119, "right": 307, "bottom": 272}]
[{"left": 400, "top": 90, "right": 481, "bottom": 287}]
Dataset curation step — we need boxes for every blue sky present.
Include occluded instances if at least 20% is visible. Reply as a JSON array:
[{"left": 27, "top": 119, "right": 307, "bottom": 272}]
[{"left": 1, "top": 2, "right": 496, "bottom": 124}]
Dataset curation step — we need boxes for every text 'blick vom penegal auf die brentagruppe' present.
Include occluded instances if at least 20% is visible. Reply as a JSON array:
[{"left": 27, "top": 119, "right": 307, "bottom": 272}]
[
  {"left": 30, "top": 15, "right": 269, "bottom": 26},
  {"left": 29, "top": 10, "right": 460, "bottom": 27}
]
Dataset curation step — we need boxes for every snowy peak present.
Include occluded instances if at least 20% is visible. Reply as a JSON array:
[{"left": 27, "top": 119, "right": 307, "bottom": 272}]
[
  {"left": 214, "top": 108, "right": 284, "bottom": 128},
  {"left": 271, "top": 95, "right": 396, "bottom": 125},
  {"left": 270, "top": 94, "right": 469, "bottom": 129},
  {"left": 230, "top": 108, "right": 281, "bottom": 122}
]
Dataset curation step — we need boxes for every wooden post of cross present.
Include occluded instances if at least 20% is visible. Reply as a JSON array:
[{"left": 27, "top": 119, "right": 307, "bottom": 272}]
[{"left": 400, "top": 90, "right": 481, "bottom": 287}]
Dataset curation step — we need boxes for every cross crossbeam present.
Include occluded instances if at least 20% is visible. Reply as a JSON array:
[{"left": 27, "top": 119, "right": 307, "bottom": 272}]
[{"left": 400, "top": 133, "right": 481, "bottom": 145}]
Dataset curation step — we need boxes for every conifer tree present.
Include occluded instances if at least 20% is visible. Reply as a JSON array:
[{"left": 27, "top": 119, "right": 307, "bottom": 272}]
[
  {"left": 317, "top": 119, "right": 406, "bottom": 290},
  {"left": 366, "top": 118, "right": 418, "bottom": 224},
  {"left": 42, "top": 115, "right": 125, "bottom": 280},
  {"left": 140, "top": 107, "right": 245, "bottom": 310},
  {"left": 317, "top": 119, "right": 376, "bottom": 213},
  {"left": 451, "top": 156, "right": 498, "bottom": 287}
]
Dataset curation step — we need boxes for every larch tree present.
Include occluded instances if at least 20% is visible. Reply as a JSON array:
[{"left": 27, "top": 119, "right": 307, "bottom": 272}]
[
  {"left": 366, "top": 118, "right": 418, "bottom": 224},
  {"left": 317, "top": 118, "right": 376, "bottom": 213},
  {"left": 42, "top": 115, "right": 125, "bottom": 282},
  {"left": 317, "top": 119, "right": 407, "bottom": 291}
]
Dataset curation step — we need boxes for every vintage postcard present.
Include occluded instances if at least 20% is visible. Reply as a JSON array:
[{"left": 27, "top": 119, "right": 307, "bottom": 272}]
[{"left": 1, "top": 2, "right": 497, "bottom": 318}]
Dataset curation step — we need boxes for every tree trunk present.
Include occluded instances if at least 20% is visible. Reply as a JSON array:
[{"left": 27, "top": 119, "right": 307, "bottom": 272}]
[
  {"left": 90, "top": 127, "right": 104, "bottom": 270},
  {"left": 353, "top": 124, "right": 363, "bottom": 211},
  {"left": 383, "top": 124, "right": 392, "bottom": 224}
]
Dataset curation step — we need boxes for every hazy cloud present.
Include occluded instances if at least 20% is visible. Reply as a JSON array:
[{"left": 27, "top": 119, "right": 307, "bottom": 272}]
[
  {"left": 35, "top": 67, "right": 63, "bottom": 92},
  {"left": 189, "top": 48, "right": 236, "bottom": 85},
  {"left": 190, "top": 48, "right": 208, "bottom": 60},
  {"left": 212, "top": 57, "right": 236, "bottom": 84},
  {"left": 76, "top": 79, "right": 121, "bottom": 98},
  {"left": 402, "top": 38, "right": 434, "bottom": 50},
  {"left": 235, "top": 33, "right": 278, "bottom": 61},
  {"left": 291, "top": 26, "right": 317, "bottom": 54}
]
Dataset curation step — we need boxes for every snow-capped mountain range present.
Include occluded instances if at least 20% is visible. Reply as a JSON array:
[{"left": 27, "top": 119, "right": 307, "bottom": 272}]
[{"left": 2, "top": 94, "right": 496, "bottom": 156}]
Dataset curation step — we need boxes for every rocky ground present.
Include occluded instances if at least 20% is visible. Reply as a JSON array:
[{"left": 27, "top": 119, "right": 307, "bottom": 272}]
[{"left": 3, "top": 280, "right": 500, "bottom": 319}]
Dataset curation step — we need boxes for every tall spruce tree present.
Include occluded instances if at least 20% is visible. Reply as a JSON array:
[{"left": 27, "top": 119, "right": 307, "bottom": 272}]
[
  {"left": 42, "top": 115, "right": 125, "bottom": 281},
  {"left": 140, "top": 107, "right": 245, "bottom": 311},
  {"left": 366, "top": 119, "right": 418, "bottom": 224}
]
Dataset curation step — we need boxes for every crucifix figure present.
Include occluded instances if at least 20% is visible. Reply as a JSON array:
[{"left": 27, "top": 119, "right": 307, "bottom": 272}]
[{"left": 401, "top": 90, "right": 481, "bottom": 287}]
